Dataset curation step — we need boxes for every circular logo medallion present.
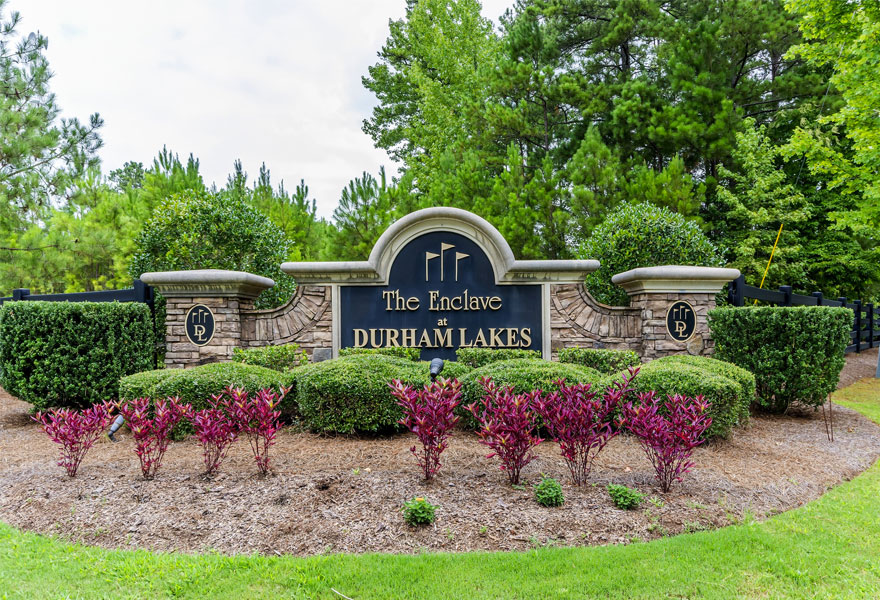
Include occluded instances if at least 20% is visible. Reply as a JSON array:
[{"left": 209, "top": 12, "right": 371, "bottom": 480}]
[
  {"left": 665, "top": 301, "right": 696, "bottom": 342},
  {"left": 185, "top": 304, "right": 215, "bottom": 346}
]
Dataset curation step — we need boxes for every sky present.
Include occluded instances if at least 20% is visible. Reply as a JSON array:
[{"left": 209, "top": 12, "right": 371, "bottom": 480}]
[{"left": 17, "top": 0, "right": 513, "bottom": 218}]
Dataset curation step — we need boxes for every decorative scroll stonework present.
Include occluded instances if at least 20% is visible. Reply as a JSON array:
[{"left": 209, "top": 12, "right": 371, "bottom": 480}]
[{"left": 143, "top": 211, "right": 740, "bottom": 368}]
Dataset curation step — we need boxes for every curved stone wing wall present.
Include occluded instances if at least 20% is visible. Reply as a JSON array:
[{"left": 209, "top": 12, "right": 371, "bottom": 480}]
[
  {"left": 549, "top": 284, "right": 642, "bottom": 357},
  {"left": 240, "top": 285, "right": 332, "bottom": 357}
]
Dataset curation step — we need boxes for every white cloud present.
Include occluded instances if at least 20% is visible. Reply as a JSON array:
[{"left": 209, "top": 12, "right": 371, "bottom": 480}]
[{"left": 15, "top": 0, "right": 514, "bottom": 218}]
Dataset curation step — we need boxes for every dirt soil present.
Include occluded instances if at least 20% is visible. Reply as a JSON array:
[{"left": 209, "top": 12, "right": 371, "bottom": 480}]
[
  {"left": 837, "top": 347, "right": 878, "bottom": 389},
  {"left": 1, "top": 365, "right": 879, "bottom": 557}
]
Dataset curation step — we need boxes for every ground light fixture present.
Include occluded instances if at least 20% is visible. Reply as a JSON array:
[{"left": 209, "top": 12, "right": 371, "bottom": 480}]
[
  {"left": 107, "top": 414, "right": 125, "bottom": 441},
  {"left": 429, "top": 358, "right": 444, "bottom": 382}
]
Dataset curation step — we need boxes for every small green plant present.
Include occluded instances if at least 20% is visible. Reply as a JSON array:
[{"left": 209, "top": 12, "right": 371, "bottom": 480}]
[
  {"left": 607, "top": 484, "right": 645, "bottom": 510},
  {"left": 534, "top": 476, "right": 565, "bottom": 507},
  {"left": 402, "top": 497, "right": 437, "bottom": 526},
  {"left": 648, "top": 496, "right": 665, "bottom": 509}
]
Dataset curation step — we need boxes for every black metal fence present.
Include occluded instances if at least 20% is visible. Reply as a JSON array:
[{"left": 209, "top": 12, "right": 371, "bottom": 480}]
[{"left": 727, "top": 275, "right": 879, "bottom": 353}]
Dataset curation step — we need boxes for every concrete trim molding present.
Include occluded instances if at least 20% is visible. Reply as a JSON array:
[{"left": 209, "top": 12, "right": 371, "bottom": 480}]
[
  {"left": 140, "top": 269, "right": 276, "bottom": 299},
  {"left": 612, "top": 265, "right": 741, "bottom": 295},
  {"left": 281, "top": 207, "right": 599, "bottom": 284}
]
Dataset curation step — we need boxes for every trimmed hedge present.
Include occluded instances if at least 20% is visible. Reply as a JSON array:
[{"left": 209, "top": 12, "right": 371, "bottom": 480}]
[
  {"left": 455, "top": 348, "right": 541, "bottom": 368},
  {"left": 628, "top": 358, "right": 750, "bottom": 439},
  {"left": 232, "top": 343, "right": 308, "bottom": 372},
  {"left": 460, "top": 359, "right": 608, "bottom": 428},
  {"left": 119, "top": 362, "right": 297, "bottom": 416},
  {"left": 339, "top": 347, "right": 421, "bottom": 361},
  {"left": 294, "top": 354, "right": 430, "bottom": 433},
  {"left": 0, "top": 301, "right": 153, "bottom": 410},
  {"left": 558, "top": 347, "right": 640, "bottom": 375},
  {"left": 709, "top": 306, "right": 851, "bottom": 412}
]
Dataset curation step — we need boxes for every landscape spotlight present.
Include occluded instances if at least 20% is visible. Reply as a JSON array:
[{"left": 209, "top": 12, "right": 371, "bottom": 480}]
[
  {"left": 429, "top": 358, "right": 445, "bottom": 382},
  {"left": 107, "top": 414, "right": 125, "bottom": 442}
]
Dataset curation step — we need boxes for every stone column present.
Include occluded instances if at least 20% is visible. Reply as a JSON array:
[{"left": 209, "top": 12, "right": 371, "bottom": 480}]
[
  {"left": 140, "top": 269, "right": 275, "bottom": 369},
  {"left": 612, "top": 266, "right": 740, "bottom": 361}
]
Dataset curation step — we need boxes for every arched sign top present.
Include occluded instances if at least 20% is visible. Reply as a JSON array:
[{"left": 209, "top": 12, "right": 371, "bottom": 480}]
[{"left": 281, "top": 207, "right": 600, "bottom": 285}]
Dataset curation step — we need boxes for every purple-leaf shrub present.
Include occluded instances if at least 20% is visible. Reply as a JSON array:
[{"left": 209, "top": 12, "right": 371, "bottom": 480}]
[
  {"left": 33, "top": 402, "right": 112, "bottom": 477},
  {"left": 117, "top": 396, "right": 192, "bottom": 479},
  {"left": 467, "top": 377, "right": 543, "bottom": 485},
  {"left": 390, "top": 377, "right": 461, "bottom": 480},
  {"left": 622, "top": 392, "right": 712, "bottom": 492},
  {"left": 533, "top": 370, "right": 636, "bottom": 486},
  {"left": 220, "top": 386, "right": 286, "bottom": 475},
  {"left": 192, "top": 400, "right": 238, "bottom": 475}
]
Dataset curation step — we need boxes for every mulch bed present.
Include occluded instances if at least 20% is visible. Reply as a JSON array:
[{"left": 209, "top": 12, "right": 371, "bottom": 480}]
[{"left": 2, "top": 383, "right": 879, "bottom": 557}]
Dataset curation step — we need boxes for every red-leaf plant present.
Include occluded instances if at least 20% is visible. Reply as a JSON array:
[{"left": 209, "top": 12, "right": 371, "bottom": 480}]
[
  {"left": 33, "top": 402, "right": 112, "bottom": 477},
  {"left": 192, "top": 399, "right": 238, "bottom": 476},
  {"left": 467, "top": 377, "right": 543, "bottom": 485},
  {"left": 389, "top": 377, "right": 461, "bottom": 481},
  {"left": 217, "top": 386, "right": 286, "bottom": 475},
  {"left": 116, "top": 396, "right": 192, "bottom": 480},
  {"left": 622, "top": 392, "right": 713, "bottom": 492},
  {"left": 533, "top": 370, "right": 636, "bottom": 486}
]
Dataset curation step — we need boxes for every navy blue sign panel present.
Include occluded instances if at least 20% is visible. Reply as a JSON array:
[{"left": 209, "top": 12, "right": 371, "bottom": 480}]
[
  {"left": 666, "top": 300, "right": 696, "bottom": 342},
  {"left": 340, "top": 231, "right": 542, "bottom": 360}
]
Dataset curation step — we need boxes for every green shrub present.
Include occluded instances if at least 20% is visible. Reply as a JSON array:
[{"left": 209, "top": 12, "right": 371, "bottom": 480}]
[
  {"left": 709, "top": 306, "right": 851, "bottom": 412},
  {"left": 607, "top": 484, "right": 645, "bottom": 510},
  {"left": 0, "top": 301, "right": 153, "bottom": 410},
  {"left": 652, "top": 354, "right": 755, "bottom": 426},
  {"left": 558, "top": 347, "right": 640, "bottom": 375},
  {"left": 402, "top": 497, "right": 437, "bottom": 526},
  {"left": 232, "top": 343, "right": 308, "bottom": 372},
  {"left": 580, "top": 202, "right": 723, "bottom": 306},
  {"left": 628, "top": 360, "right": 748, "bottom": 439},
  {"left": 460, "top": 359, "right": 607, "bottom": 428},
  {"left": 534, "top": 476, "right": 565, "bottom": 507},
  {"left": 455, "top": 348, "right": 541, "bottom": 368},
  {"left": 432, "top": 360, "right": 473, "bottom": 382},
  {"left": 294, "top": 354, "right": 430, "bottom": 433},
  {"left": 339, "top": 346, "right": 421, "bottom": 361},
  {"left": 128, "top": 190, "right": 295, "bottom": 309},
  {"left": 119, "top": 362, "right": 297, "bottom": 416}
]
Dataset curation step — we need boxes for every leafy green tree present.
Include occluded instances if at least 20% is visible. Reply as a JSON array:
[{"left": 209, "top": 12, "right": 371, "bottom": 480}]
[
  {"left": 327, "top": 167, "right": 401, "bottom": 261},
  {"left": 0, "top": 1, "right": 102, "bottom": 236},
  {"left": 128, "top": 191, "right": 295, "bottom": 308},
  {"left": 108, "top": 162, "right": 145, "bottom": 191}
]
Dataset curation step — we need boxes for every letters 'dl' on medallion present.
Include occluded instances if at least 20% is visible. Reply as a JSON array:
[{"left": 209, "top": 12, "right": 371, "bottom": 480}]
[
  {"left": 185, "top": 304, "right": 215, "bottom": 346},
  {"left": 665, "top": 300, "right": 696, "bottom": 342}
]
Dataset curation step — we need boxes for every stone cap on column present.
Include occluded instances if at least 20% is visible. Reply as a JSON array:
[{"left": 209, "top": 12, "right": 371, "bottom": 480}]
[
  {"left": 140, "top": 269, "right": 275, "bottom": 299},
  {"left": 612, "top": 265, "right": 741, "bottom": 295}
]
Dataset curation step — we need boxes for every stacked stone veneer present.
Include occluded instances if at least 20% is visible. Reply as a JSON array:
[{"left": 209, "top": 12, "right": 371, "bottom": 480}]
[
  {"left": 164, "top": 295, "right": 252, "bottom": 369},
  {"left": 549, "top": 284, "right": 641, "bottom": 356},
  {"left": 629, "top": 292, "right": 717, "bottom": 359},
  {"left": 240, "top": 285, "right": 332, "bottom": 355}
]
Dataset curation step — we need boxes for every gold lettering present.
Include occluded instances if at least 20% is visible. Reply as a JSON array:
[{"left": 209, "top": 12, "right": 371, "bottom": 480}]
[
  {"left": 386, "top": 329, "right": 400, "bottom": 346},
  {"left": 473, "top": 329, "right": 487, "bottom": 347},
  {"left": 434, "top": 328, "right": 452, "bottom": 347},
  {"left": 429, "top": 291, "right": 439, "bottom": 310},
  {"left": 369, "top": 328, "right": 382, "bottom": 348},
  {"left": 402, "top": 329, "right": 417, "bottom": 347},
  {"left": 506, "top": 327, "right": 518, "bottom": 347},
  {"left": 193, "top": 324, "right": 206, "bottom": 341},
  {"left": 469, "top": 295, "right": 480, "bottom": 311},
  {"left": 488, "top": 296, "right": 502, "bottom": 310},
  {"left": 450, "top": 296, "right": 462, "bottom": 310},
  {"left": 675, "top": 321, "right": 687, "bottom": 336},
  {"left": 489, "top": 328, "right": 504, "bottom": 347},
  {"left": 354, "top": 329, "right": 368, "bottom": 347},
  {"left": 382, "top": 290, "right": 395, "bottom": 311},
  {"left": 406, "top": 297, "right": 420, "bottom": 310},
  {"left": 418, "top": 329, "right": 432, "bottom": 347},
  {"left": 519, "top": 328, "right": 532, "bottom": 347},
  {"left": 439, "top": 296, "right": 451, "bottom": 311}
]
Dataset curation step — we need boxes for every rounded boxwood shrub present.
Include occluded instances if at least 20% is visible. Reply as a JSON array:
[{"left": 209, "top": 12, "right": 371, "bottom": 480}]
[
  {"left": 120, "top": 362, "right": 297, "bottom": 416},
  {"left": 339, "top": 347, "right": 421, "bottom": 361},
  {"left": 294, "top": 354, "right": 430, "bottom": 434},
  {"left": 0, "top": 301, "right": 154, "bottom": 410},
  {"left": 460, "top": 359, "right": 608, "bottom": 428},
  {"left": 709, "top": 306, "right": 851, "bottom": 413},
  {"left": 652, "top": 354, "right": 755, "bottom": 426},
  {"left": 580, "top": 202, "right": 723, "bottom": 306},
  {"left": 128, "top": 190, "right": 295, "bottom": 309},
  {"left": 628, "top": 359, "right": 748, "bottom": 439},
  {"left": 232, "top": 343, "right": 308, "bottom": 372},
  {"left": 455, "top": 348, "right": 541, "bottom": 368},
  {"left": 558, "top": 347, "right": 640, "bottom": 375}
]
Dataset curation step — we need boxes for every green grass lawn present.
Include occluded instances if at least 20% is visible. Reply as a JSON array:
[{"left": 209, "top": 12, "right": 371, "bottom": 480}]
[{"left": 2, "top": 378, "right": 879, "bottom": 599}]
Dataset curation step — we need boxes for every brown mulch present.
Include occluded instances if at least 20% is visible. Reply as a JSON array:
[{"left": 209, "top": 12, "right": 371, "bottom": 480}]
[
  {"left": 837, "top": 347, "right": 878, "bottom": 389},
  {"left": 1, "top": 355, "right": 878, "bottom": 557}
]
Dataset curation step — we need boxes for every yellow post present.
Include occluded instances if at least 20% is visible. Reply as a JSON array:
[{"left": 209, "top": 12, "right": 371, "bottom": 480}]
[{"left": 754, "top": 223, "right": 784, "bottom": 305}]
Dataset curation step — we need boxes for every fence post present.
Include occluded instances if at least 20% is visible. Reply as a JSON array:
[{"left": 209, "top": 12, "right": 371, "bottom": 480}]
[
  {"left": 133, "top": 279, "right": 158, "bottom": 367},
  {"left": 866, "top": 302, "right": 874, "bottom": 349},
  {"left": 854, "top": 300, "right": 863, "bottom": 353},
  {"left": 779, "top": 285, "right": 793, "bottom": 306},
  {"left": 812, "top": 291, "right": 823, "bottom": 306},
  {"left": 11, "top": 288, "right": 30, "bottom": 301},
  {"left": 728, "top": 275, "right": 745, "bottom": 306}
]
